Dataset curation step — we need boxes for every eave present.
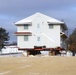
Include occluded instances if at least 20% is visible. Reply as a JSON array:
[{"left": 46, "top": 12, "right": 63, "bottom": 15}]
[
  {"left": 48, "top": 22, "right": 68, "bottom": 30},
  {"left": 15, "top": 20, "right": 32, "bottom": 25},
  {"left": 14, "top": 32, "right": 32, "bottom": 36}
]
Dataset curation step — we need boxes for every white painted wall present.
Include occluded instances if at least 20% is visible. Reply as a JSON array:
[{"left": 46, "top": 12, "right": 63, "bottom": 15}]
[
  {"left": 16, "top": 13, "right": 67, "bottom": 49},
  {"left": 17, "top": 25, "right": 32, "bottom": 32},
  {"left": 17, "top": 21, "right": 60, "bottom": 48}
]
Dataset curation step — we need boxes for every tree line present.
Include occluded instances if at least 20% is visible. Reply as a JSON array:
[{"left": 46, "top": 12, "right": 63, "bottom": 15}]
[
  {"left": 0, "top": 27, "right": 9, "bottom": 51},
  {"left": 67, "top": 28, "right": 76, "bottom": 56}
]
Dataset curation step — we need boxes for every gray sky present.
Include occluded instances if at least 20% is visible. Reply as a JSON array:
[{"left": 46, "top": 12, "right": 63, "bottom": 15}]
[{"left": 0, "top": 0, "right": 76, "bottom": 42}]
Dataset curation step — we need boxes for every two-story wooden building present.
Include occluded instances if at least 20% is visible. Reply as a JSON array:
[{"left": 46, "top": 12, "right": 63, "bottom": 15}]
[{"left": 14, "top": 13, "right": 68, "bottom": 55}]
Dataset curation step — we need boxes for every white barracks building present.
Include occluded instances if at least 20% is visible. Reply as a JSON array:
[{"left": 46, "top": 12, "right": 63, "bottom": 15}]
[{"left": 15, "top": 13, "right": 68, "bottom": 50}]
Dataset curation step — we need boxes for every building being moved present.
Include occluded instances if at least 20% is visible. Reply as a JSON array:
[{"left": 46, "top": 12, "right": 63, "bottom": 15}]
[{"left": 14, "top": 13, "right": 68, "bottom": 56}]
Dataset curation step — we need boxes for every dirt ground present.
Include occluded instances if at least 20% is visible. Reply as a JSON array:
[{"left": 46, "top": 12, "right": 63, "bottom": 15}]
[{"left": 0, "top": 56, "right": 76, "bottom": 75}]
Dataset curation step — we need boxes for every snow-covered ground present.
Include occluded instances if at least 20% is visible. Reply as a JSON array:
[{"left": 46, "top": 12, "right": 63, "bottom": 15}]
[
  {"left": 1, "top": 45, "right": 23, "bottom": 53},
  {"left": 0, "top": 45, "right": 23, "bottom": 57},
  {"left": 1, "top": 46, "right": 76, "bottom": 57}
]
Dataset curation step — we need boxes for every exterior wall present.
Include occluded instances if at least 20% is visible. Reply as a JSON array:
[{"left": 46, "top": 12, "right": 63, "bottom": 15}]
[
  {"left": 17, "top": 15, "right": 61, "bottom": 48},
  {"left": 17, "top": 25, "right": 32, "bottom": 32},
  {"left": 17, "top": 35, "right": 34, "bottom": 48},
  {"left": 15, "top": 13, "right": 68, "bottom": 49},
  {"left": 60, "top": 37, "right": 65, "bottom": 48},
  {"left": 60, "top": 25, "right": 67, "bottom": 35},
  {"left": 60, "top": 26, "right": 67, "bottom": 49},
  {"left": 40, "top": 24, "right": 60, "bottom": 48}
]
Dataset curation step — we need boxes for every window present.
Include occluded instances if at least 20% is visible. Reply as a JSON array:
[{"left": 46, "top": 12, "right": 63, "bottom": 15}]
[
  {"left": 37, "top": 24, "right": 40, "bottom": 28},
  {"left": 24, "top": 24, "right": 28, "bottom": 29},
  {"left": 49, "top": 24, "right": 54, "bottom": 29},
  {"left": 37, "top": 37, "right": 40, "bottom": 41},
  {"left": 24, "top": 35, "right": 28, "bottom": 41}
]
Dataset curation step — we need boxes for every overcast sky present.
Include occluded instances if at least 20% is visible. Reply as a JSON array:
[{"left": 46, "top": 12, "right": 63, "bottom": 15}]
[{"left": 0, "top": 0, "right": 76, "bottom": 43}]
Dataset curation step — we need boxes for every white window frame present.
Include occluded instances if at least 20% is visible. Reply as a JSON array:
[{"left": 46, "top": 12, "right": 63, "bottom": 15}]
[
  {"left": 37, "top": 37, "right": 40, "bottom": 41},
  {"left": 24, "top": 35, "right": 28, "bottom": 41},
  {"left": 37, "top": 24, "right": 40, "bottom": 28},
  {"left": 49, "top": 24, "right": 54, "bottom": 29},
  {"left": 24, "top": 24, "right": 28, "bottom": 29}
]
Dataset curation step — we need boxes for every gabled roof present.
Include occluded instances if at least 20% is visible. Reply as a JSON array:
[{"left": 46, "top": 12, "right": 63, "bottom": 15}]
[{"left": 15, "top": 12, "right": 68, "bottom": 30}]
